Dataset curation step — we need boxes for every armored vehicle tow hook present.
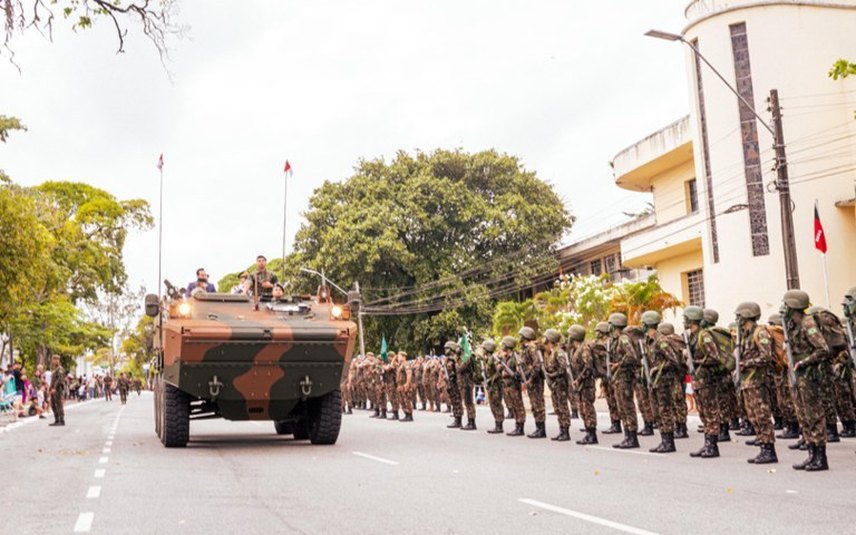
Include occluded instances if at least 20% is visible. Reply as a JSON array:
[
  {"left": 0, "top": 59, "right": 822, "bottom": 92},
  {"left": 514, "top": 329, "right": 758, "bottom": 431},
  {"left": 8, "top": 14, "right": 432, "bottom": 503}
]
[
  {"left": 208, "top": 376, "right": 224, "bottom": 399},
  {"left": 300, "top": 375, "right": 313, "bottom": 398}
]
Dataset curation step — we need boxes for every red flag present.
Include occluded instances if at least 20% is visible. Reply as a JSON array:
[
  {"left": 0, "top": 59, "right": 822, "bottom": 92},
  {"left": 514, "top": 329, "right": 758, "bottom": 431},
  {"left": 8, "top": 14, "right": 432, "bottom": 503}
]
[
  {"left": 814, "top": 204, "right": 827, "bottom": 253},
  {"left": 284, "top": 160, "right": 293, "bottom": 177},
  {"left": 156, "top": 153, "right": 164, "bottom": 170}
]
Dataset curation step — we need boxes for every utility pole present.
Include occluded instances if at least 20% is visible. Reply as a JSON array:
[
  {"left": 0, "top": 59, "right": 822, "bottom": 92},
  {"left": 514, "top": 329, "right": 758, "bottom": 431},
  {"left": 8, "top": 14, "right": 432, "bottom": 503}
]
[
  {"left": 354, "top": 281, "right": 366, "bottom": 357},
  {"left": 769, "top": 89, "right": 800, "bottom": 290}
]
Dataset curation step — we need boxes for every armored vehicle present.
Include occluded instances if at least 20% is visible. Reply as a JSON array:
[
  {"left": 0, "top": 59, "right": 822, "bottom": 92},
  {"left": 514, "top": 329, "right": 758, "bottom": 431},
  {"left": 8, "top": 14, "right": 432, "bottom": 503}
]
[{"left": 145, "top": 282, "right": 358, "bottom": 447}]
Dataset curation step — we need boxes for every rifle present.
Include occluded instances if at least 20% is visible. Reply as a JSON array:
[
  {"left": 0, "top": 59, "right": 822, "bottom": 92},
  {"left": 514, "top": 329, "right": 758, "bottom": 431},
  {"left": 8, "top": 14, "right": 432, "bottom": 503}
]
[
  {"left": 845, "top": 315, "right": 856, "bottom": 370},
  {"left": 515, "top": 351, "right": 529, "bottom": 385},
  {"left": 493, "top": 353, "right": 517, "bottom": 380},
  {"left": 440, "top": 356, "right": 451, "bottom": 382},
  {"left": 605, "top": 339, "right": 613, "bottom": 383},
  {"left": 781, "top": 315, "right": 799, "bottom": 394},
  {"left": 536, "top": 348, "right": 548, "bottom": 381},
  {"left": 563, "top": 346, "right": 577, "bottom": 396},
  {"left": 637, "top": 340, "right": 654, "bottom": 397},
  {"left": 733, "top": 327, "right": 742, "bottom": 388},
  {"left": 682, "top": 331, "right": 696, "bottom": 376}
]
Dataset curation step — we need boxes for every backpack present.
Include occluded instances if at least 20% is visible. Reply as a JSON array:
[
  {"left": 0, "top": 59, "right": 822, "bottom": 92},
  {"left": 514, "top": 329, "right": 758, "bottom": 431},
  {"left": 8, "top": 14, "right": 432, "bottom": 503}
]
[
  {"left": 708, "top": 327, "right": 736, "bottom": 372},
  {"left": 766, "top": 325, "right": 789, "bottom": 370},
  {"left": 812, "top": 309, "right": 848, "bottom": 355}
]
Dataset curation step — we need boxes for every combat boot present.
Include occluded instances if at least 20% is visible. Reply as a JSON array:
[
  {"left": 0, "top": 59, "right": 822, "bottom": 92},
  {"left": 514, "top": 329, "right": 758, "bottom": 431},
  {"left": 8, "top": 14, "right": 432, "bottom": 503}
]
[
  {"left": 639, "top": 421, "right": 654, "bottom": 436},
  {"left": 370, "top": 408, "right": 380, "bottom": 419},
  {"left": 487, "top": 421, "right": 503, "bottom": 434},
  {"left": 840, "top": 420, "right": 856, "bottom": 438},
  {"left": 788, "top": 436, "right": 806, "bottom": 450},
  {"left": 49, "top": 420, "right": 63, "bottom": 426},
  {"left": 575, "top": 427, "right": 598, "bottom": 445},
  {"left": 736, "top": 421, "right": 756, "bottom": 436},
  {"left": 507, "top": 423, "right": 525, "bottom": 436},
  {"left": 729, "top": 418, "right": 741, "bottom": 431},
  {"left": 571, "top": 409, "right": 579, "bottom": 419},
  {"left": 793, "top": 444, "right": 815, "bottom": 470},
  {"left": 650, "top": 432, "right": 675, "bottom": 453},
  {"left": 603, "top": 420, "right": 622, "bottom": 434},
  {"left": 748, "top": 443, "right": 778, "bottom": 464},
  {"left": 674, "top": 423, "right": 688, "bottom": 439},
  {"left": 700, "top": 434, "right": 719, "bottom": 458},
  {"left": 718, "top": 423, "right": 731, "bottom": 442},
  {"left": 461, "top": 418, "right": 477, "bottom": 431},
  {"left": 805, "top": 444, "right": 829, "bottom": 471},
  {"left": 388, "top": 410, "right": 399, "bottom": 421},
  {"left": 446, "top": 417, "right": 462, "bottom": 429},
  {"left": 528, "top": 422, "right": 547, "bottom": 439},
  {"left": 615, "top": 430, "right": 640, "bottom": 449},
  {"left": 380, "top": 408, "right": 387, "bottom": 419},
  {"left": 827, "top": 423, "right": 841, "bottom": 443},
  {"left": 778, "top": 421, "right": 800, "bottom": 439},
  {"left": 400, "top": 413, "right": 413, "bottom": 422},
  {"left": 773, "top": 416, "right": 784, "bottom": 430},
  {"left": 552, "top": 427, "right": 570, "bottom": 442},
  {"left": 346, "top": 405, "right": 353, "bottom": 415},
  {"left": 689, "top": 435, "right": 709, "bottom": 457}
]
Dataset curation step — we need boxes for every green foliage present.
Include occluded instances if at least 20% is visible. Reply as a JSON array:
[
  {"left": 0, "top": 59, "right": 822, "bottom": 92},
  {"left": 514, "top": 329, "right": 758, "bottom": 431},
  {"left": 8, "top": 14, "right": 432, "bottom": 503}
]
[
  {"left": 829, "top": 58, "right": 856, "bottom": 80},
  {"left": 0, "top": 115, "right": 26, "bottom": 143},
  {"left": 119, "top": 315, "right": 155, "bottom": 373}
]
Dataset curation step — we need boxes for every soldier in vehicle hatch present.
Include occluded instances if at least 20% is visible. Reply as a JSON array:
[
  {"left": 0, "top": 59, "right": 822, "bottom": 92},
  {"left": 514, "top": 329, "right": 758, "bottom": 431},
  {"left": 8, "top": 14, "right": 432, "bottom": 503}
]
[{"left": 250, "top": 255, "right": 278, "bottom": 301}]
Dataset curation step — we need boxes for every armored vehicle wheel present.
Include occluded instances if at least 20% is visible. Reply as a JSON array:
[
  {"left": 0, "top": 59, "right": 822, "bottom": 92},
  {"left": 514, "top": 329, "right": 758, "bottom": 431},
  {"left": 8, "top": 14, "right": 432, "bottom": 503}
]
[
  {"left": 274, "top": 421, "right": 294, "bottom": 435},
  {"left": 308, "top": 389, "right": 342, "bottom": 445},
  {"left": 154, "top": 376, "right": 162, "bottom": 439},
  {"left": 293, "top": 419, "right": 310, "bottom": 440},
  {"left": 160, "top": 383, "right": 190, "bottom": 448}
]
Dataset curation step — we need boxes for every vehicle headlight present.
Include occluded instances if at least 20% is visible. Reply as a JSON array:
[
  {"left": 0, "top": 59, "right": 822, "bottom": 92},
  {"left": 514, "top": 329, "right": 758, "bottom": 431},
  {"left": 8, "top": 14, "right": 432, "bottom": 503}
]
[
  {"left": 331, "top": 305, "right": 343, "bottom": 319},
  {"left": 178, "top": 302, "right": 192, "bottom": 317}
]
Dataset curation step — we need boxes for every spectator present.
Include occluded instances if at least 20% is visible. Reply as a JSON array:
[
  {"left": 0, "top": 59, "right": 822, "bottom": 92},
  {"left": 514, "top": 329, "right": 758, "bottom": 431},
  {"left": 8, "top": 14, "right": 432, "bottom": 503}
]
[
  {"left": 186, "top": 268, "right": 216, "bottom": 295},
  {"left": 230, "top": 272, "right": 250, "bottom": 294}
]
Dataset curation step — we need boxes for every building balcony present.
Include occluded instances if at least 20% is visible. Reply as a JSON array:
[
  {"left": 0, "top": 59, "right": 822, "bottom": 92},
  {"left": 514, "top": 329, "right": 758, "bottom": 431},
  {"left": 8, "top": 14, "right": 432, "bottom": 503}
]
[
  {"left": 621, "top": 211, "right": 704, "bottom": 267},
  {"left": 611, "top": 116, "right": 693, "bottom": 192},
  {"left": 685, "top": 0, "right": 856, "bottom": 23}
]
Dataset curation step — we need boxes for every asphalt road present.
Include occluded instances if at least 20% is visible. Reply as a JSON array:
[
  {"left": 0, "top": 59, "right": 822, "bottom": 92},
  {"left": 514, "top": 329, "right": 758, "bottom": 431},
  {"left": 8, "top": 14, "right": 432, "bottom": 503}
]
[{"left": 3, "top": 393, "right": 856, "bottom": 535}]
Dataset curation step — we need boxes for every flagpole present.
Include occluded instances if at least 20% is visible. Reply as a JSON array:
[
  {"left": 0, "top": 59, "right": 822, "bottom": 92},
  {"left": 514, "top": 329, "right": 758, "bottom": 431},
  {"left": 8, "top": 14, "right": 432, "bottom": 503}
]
[
  {"left": 157, "top": 155, "right": 165, "bottom": 366},
  {"left": 816, "top": 200, "right": 831, "bottom": 309},
  {"left": 281, "top": 165, "right": 288, "bottom": 284}
]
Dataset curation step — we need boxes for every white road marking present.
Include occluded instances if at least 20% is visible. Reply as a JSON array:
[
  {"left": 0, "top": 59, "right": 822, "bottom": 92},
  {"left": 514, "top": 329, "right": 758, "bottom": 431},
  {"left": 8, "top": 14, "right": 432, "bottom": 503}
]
[
  {"left": 786, "top": 490, "right": 798, "bottom": 494},
  {"left": 586, "top": 446, "right": 662, "bottom": 457},
  {"left": 94, "top": 469, "right": 105, "bottom": 479},
  {"left": 352, "top": 451, "right": 399, "bottom": 465},
  {"left": 519, "top": 499, "right": 660, "bottom": 535},
  {"left": 73, "top": 512, "right": 94, "bottom": 532},
  {"left": 102, "top": 448, "right": 111, "bottom": 454},
  {"left": 105, "top": 441, "right": 113, "bottom": 447},
  {"left": 98, "top": 457, "right": 108, "bottom": 464},
  {"left": 86, "top": 486, "right": 101, "bottom": 499}
]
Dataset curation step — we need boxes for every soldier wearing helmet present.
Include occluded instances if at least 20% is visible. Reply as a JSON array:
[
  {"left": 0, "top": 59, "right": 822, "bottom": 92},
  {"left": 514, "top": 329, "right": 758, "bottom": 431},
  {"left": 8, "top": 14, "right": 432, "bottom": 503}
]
[
  {"left": 605, "top": 312, "right": 642, "bottom": 449},
  {"left": 764, "top": 312, "right": 800, "bottom": 439},
  {"left": 541, "top": 329, "right": 572, "bottom": 441},
  {"left": 703, "top": 308, "right": 742, "bottom": 436},
  {"left": 499, "top": 335, "right": 527, "bottom": 436},
  {"left": 441, "top": 341, "right": 464, "bottom": 428},
  {"left": 630, "top": 314, "right": 657, "bottom": 439},
  {"left": 395, "top": 352, "right": 415, "bottom": 422},
  {"left": 641, "top": 310, "right": 680, "bottom": 454},
  {"left": 591, "top": 322, "right": 621, "bottom": 435},
  {"left": 518, "top": 326, "right": 548, "bottom": 439},
  {"left": 781, "top": 289, "right": 833, "bottom": 471},
  {"left": 567, "top": 325, "right": 597, "bottom": 445},
  {"left": 734, "top": 302, "right": 778, "bottom": 465},
  {"left": 657, "top": 322, "right": 691, "bottom": 439},
  {"left": 453, "top": 336, "right": 478, "bottom": 432},
  {"left": 684, "top": 305, "right": 726, "bottom": 459},
  {"left": 479, "top": 339, "right": 506, "bottom": 435},
  {"left": 382, "top": 350, "right": 401, "bottom": 421}
]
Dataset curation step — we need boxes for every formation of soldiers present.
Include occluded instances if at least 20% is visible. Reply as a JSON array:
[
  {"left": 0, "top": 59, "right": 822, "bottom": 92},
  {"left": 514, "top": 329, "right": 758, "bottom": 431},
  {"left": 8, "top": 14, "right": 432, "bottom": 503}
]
[{"left": 343, "top": 287, "right": 856, "bottom": 472}]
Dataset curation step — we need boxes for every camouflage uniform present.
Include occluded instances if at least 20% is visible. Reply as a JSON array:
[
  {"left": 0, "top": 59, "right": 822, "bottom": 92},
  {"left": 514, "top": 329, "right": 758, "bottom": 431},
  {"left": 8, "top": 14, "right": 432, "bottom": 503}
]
[
  {"left": 481, "top": 351, "right": 506, "bottom": 429},
  {"left": 738, "top": 324, "right": 776, "bottom": 445},
  {"left": 454, "top": 350, "right": 477, "bottom": 429},
  {"left": 444, "top": 357, "right": 463, "bottom": 422},
  {"left": 610, "top": 331, "right": 639, "bottom": 434},
  {"left": 768, "top": 325, "right": 799, "bottom": 433},
  {"left": 667, "top": 333, "right": 689, "bottom": 433},
  {"left": 543, "top": 344, "right": 571, "bottom": 431},
  {"left": 572, "top": 340, "right": 598, "bottom": 439},
  {"left": 501, "top": 349, "right": 526, "bottom": 433},
  {"left": 383, "top": 360, "right": 399, "bottom": 417},
  {"left": 117, "top": 375, "right": 130, "bottom": 404},
  {"left": 414, "top": 358, "right": 426, "bottom": 410},
  {"left": 788, "top": 313, "right": 831, "bottom": 447},
  {"left": 648, "top": 332, "right": 681, "bottom": 435},
  {"left": 627, "top": 326, "right": 656, "bottom": 434},
  {"left": 520, "top": 341, "right": 546, "bottom": 427},
  {"left": 691, "top": 329, "right": 724, "bottom": 437},
  {"left": 49, "top": 363, "right": 66, "bottom": 425},
  {"left": 395, "top": 358, "right": 413, "bottom": 419}
]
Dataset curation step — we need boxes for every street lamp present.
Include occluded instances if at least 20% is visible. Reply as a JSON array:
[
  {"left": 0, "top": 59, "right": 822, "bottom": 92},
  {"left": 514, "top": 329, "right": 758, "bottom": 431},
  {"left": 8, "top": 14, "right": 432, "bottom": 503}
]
[{"left": 645, "top": 29, "right": 800, "bottom": 290}]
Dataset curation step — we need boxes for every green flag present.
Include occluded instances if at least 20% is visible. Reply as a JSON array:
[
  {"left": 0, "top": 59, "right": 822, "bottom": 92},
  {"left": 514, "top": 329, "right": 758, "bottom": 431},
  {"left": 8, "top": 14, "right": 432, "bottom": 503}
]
[
  {"left": 380, "top": 335, "right": 389, "bottom": 363},
  {"left": 459, "top": 333, "right": 472, "bottom": 363}
]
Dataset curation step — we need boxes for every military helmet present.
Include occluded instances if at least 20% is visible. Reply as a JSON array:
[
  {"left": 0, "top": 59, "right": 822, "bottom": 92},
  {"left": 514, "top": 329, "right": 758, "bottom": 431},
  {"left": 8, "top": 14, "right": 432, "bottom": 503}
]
[
  {"left": 684, "top": 306, "right": 704, "bottom": 322},
  {"left": 543, "top": 328, "right": 562, "bottom": 344},
  {"left": 443, "top": 341, "right": 459, "bottom": 352},
  {"left": 702, "top": 309, "right": 719, "bottom": 325},
  {"left": 608, "top": 312, "right": 628, "bottom": 328},
  {"left": 767, "top": 313, "right": 782, "bottom": 326},
  {"left": 806, "top": 306, "right": 826, "bottom": 316},
  {"left": 501, "top": 336, "right": 517, "bottom": 349},
  {"left": 481, "top": 339, "right": 497, "bottom": 353},
  {"left": 567, "top": 325, "right": 586, "bottom": 342},
  {"left": 782, "top": 289, "right": 810, "bottom": 310},
  {"left": 518, "top": 326, "right": 536, "bottom": 341},
  {"left": 641, "top": 310, "right": 661, "bottom": 328},
  {"left": 595, "top": 322, "right": 610, "bottom": 335},
  {"left": 735, "top": 301, "right": 761, "bottom": 320},
  {"left": 846, "top": 287, "right": 856, "bottom": 301},
  {"left": 657, "top": 322, "right": 675, "bottom": 336}
]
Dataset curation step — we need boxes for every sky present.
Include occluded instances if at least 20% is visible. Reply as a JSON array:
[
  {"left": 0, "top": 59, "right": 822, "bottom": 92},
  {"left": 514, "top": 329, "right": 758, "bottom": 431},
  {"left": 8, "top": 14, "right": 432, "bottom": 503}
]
[{"left": 0, "top": 1, "right": 690, "bottom": 294}]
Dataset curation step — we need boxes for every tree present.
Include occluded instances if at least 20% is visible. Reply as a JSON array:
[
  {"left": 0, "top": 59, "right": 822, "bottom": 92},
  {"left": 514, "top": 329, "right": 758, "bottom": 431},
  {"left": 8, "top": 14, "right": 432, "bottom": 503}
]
[
  {"left": 2, "top": 0, "right": 184, "bottom": 67},
  {"left": 829, "top": 59, "right": 856, "bottom": 80},
  {"left": 221, "top": 149, "right": 573, "bottom": 353},
  {"left": 0, "top": 115, "right": 26, "bottom": 143}
]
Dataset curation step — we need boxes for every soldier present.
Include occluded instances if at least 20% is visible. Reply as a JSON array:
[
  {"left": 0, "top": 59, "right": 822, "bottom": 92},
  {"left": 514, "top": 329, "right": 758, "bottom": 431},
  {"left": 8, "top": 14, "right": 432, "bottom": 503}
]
[
  {"left": 704, "top": 309, "right": 742, "bottom": 434},
  {"left": 811, "top": 304, "right": 856, "bottom": 439},
  {"left": 425, "top": 357, "right": 439, "bottom": 412},
  {"left": 103, "top": 374, "right": 113, "bottom": 402},
  {"left": 366, "top": 353, "right": 385, "bottom": 419},
  {"left": 732, "top": 302, "right": 778, "bottom": 464},
  {"left": 641, "top": 311, "right": 679, "bottom": 453},
  {"left": 686, "top": 306, "right": 724, "bottom": 459},
  {"left": 766, "top": 314, "right": 801, "bottom": 441},
  {"left": 453, "top": 341, "right": 477, "bottom": 431},
  {"left": 594, "top": 322, "right": 622, "bottom": 435},
  {"left": 843, "top": 287, "right": 856, "bottom": 450},
  {"left": 117, "top": 373, "right": 130, "bottom": 405},
  {"left": 657, "top": 322, "right": 690, "bottom": 439},
  {"left": 569, "top": 325, "right": 598, "bottom": 445},
  {"left": 519, "top": 326, "right": 547, "bottom": 439},
  {"left": 480, "top": 340, "right": 506, "bottom": 434},
  {"left": 542, "top": 329, "right": 571, "bottom": 441},
  {"left": 607, "top": 313, "right": 640, "bottom": 449},
  {"left": 443, "top": 342, "right": 464, "bottom": 428},
  {"left": 783, "top": 290, "right": 833, "bottom": 471},
  {"left": 626, "top": 321, "right": 656, "bottom": 437},
  {"left": 49, "top": 355, "right": 65, "bottom": 426},
  {"left": 396, "top": 353, "right": 414, "bottom": 422},
  {"left": 414, "top": 356, "right": 426, "bottom": 411},
  {"left": 383, "top": 354, "right": 399, "bottom": 420},
  {"left": 499, "top": 336, "right": 526, "bottom": 436}
]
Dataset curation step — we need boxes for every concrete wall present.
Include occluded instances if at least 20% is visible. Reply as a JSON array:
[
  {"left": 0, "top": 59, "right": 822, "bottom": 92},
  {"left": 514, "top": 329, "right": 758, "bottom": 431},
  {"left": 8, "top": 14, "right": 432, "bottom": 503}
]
[
  {"left": 684, "top": 1, "right": 856, "bottom": 320},
  {"left": 652, "top": 159, "right": 698, "bottom": 224}
]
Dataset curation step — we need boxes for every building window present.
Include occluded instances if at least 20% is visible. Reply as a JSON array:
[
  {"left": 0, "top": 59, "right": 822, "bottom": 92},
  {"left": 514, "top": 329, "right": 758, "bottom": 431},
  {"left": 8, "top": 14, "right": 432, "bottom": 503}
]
[
  {"left": 686, "top": 178, "right": 699, "bottom": 214},
  {"left": 685, "top": 269, "right": 705, "bottom": 308},
  {"left": 692, "top": 39, "right": 720, "bottom": 264},
  {"left": 730, "top": 22, "right": 770, "bottom": 257},
  {"left": 590, "top": 259, "right": 602, "bottom": 276},
  {"left": 604, "top": 253, "right": 618, "bottom": 274}
]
